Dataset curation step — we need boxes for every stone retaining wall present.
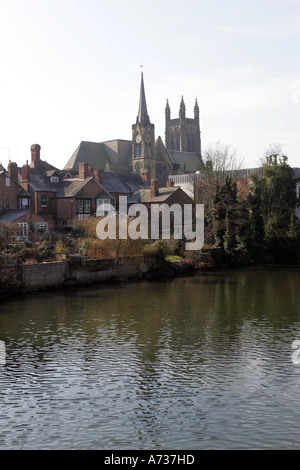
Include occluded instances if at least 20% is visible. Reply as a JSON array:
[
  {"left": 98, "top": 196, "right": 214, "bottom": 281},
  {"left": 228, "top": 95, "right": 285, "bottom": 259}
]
[{"left": 1, "top": 257, "right": 148, "bottom": 293}]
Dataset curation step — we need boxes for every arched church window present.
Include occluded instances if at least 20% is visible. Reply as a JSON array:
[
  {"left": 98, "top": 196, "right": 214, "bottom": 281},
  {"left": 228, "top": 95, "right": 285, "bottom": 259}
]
[
  {"left": 170, "top": 135, "right": 175, "bottom": 150},
  {"left": 176, "top": 133, "right": 180, "bottom": 150},
  {"left": 135, "top": 162, "right": 142, "bottom": 174},
  {"left": 135, "top": 144, "right": 142, "bottom": 158}
]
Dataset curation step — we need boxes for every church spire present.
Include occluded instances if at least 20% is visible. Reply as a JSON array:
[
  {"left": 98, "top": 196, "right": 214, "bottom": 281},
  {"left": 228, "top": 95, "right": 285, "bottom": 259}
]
[{"left": 137, "top": 72, "right": 150, "bottom": 124}]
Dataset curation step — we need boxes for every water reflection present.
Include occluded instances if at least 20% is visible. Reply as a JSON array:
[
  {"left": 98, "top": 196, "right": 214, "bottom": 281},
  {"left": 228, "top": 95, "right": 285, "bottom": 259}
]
[{"left": 1, "top": 269, "right": 300, "bottom": 449}]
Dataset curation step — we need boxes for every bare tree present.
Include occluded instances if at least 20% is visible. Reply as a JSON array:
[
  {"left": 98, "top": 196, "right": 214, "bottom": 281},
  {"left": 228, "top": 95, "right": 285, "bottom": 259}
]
[
  {"left": 262, "top": 143, "right": 288, "bottom": 166},
  {"left": 194, "top": 141, "right": 247, "bottom": 203},
  {"left": 202, "top": 141, "right": 245, "bottom": 182}
]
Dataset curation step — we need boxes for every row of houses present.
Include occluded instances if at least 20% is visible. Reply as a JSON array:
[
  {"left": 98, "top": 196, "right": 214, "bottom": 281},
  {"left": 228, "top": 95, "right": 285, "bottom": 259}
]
[{"left": 0, "top": 144, "right": 193, "bottom": 241}]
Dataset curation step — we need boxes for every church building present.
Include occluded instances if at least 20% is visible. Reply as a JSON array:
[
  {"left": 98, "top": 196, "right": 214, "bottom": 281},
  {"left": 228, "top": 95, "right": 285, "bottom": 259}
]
[{"left": 63, "top": 73, "right": 204, "bottom": 186}]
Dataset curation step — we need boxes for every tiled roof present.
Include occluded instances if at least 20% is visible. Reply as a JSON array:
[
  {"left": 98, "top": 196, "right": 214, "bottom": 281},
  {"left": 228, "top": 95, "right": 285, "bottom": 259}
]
[
  {"left": 63, "top": 140, "right": 132, "bottom": 172},
  {"left": 28, "top": 174, "right": 57, "bottom": 192},
  {"left": 63, "top": 141, "right": 110, "bottom": 171},
  {"left": 0, "top": 210, "right": 30, "bottom": 224},
  {"left": 99, "top": 172, "right": 131, "bottom": 194},
  {"left": 168, "top": 150, "right": 204, "bottom": 173},
  {"left": 55, "top": 177, "right": 95, "bottom": 197},
  {"left": 115, "top": 173, "right": 149, "bottom": 192},
  {"left": 130, "top": 187, "right": 178, "bottom": 204}
]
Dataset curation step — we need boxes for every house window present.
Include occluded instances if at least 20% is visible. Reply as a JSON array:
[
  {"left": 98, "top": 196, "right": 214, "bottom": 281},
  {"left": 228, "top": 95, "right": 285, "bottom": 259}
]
[
  {"left": 96, "top": 198, "right": 113, "bottom": 213},
  {"left": 78, "top": 199, "right": 83, "bottom": 213},
  {"left": 5, "top": 177, "right": 10, "bottom": 187},
  {"left": 84, "top": 199, "right": 91, "bottom": 213},
  {"left": 36, "top": 222, "right": 48, "bottom": 232},
  {"left": 50, "top": 176, "right": 59, "bottom": 183},
  {"left": 17, "top": 223, "right": 28, "bottom": 238},
  {"left": 19, "top": 197, "right": 30, "bottom": 210},
  {"left": 41, "top": 194, "right": 47, "bottom": 207},
  {"left": 77, "top": 199, "right": 91, "bottom": 216}
]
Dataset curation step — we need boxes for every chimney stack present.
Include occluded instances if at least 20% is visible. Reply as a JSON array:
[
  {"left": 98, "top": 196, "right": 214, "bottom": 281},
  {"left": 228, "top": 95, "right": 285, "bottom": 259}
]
[
  {"left": 141, "top": 172, "right": 149, "bottom": 183},
  {"left": 30, "top": 144, "right": 41, "bottom": 163},
  {"left": 78, "top": 162, "right": 89, "bottom": 179},
  {"left": 150, "top": 179, "right": 159, "bottom": 198},
  {"left": 21, "top": 160, "right": 30, "bottom": 182},
  {"left": 166, "top": 179, "right": 174, "bottom": 188},
  {"left": 8, "top": 161, "right": 18, "bottom": 182},
  {"left": 93, "top": 168, "right": 100, "bottom": 182}
]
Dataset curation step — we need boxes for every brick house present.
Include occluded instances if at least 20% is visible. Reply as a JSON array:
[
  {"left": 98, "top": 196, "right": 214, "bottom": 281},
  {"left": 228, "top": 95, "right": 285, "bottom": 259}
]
[
  {"left": 18, "top": 145, "right": 149, "bottom": 230},
  {"left": 126, "top": 178, "right": 195, "bottom": 239},
  {"left": 0, "top": 161, "right": 47, "bottom": 240}
]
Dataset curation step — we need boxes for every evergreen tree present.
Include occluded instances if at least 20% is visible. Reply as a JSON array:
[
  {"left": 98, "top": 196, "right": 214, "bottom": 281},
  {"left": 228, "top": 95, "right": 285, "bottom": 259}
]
[
  {"left": 206, "top": 177, "right": 251, "bottom": 255},
  {"left": 248, "top": 151, "right": 300, "bottom": 261}
]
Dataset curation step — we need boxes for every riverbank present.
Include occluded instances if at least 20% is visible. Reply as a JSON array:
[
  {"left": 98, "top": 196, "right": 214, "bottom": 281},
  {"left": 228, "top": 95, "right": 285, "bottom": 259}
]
[
  {"left": 1, "top": 246, "right": 299, "bottom": 296},
  {"left": 0, "top": 254, "right": 199, "bottom": 295}
]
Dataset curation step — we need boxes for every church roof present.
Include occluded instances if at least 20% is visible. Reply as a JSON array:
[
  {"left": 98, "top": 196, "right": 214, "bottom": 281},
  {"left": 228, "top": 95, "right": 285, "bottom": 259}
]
[
  {"left": 63, "top": 140, "right": 132, "bottom": 172},
  {"left": 168, "top": 150, "right": 204, "bottom": 173},
  {"left": 64, "top": 141, "right": 110, "bottom": 171}
]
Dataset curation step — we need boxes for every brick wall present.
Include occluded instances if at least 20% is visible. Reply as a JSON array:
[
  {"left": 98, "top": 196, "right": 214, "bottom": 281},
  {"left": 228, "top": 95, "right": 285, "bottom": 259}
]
[
  {"left": 0, "top": 172, "right": 21, "bottom": 211},
  {"left": 56, "top": 179, "right": 104, "bottom": 225}
]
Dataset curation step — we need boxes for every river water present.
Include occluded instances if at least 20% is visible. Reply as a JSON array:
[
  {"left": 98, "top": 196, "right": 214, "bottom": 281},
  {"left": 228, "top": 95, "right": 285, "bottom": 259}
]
[{"left": 1, "top": 268, "right": 300, "bottom": 450}]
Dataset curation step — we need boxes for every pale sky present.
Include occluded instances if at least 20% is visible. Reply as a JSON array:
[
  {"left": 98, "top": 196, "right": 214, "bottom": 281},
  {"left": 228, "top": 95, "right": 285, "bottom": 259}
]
[{"left": 0, "top": 0, "right": 299, "bottom": 170}]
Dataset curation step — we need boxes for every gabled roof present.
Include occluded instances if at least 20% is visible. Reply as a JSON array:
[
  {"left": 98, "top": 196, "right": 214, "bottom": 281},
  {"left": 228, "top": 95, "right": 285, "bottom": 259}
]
[
  {"left": 63, "top": 140, "right": 133, "bottom": 172},
  {"left": 18, "top": 189, "right": 31, "bottom": 197},
  {"left": 56, "top": 177, "right": 96, "bottom": 198},
  {"left": 64, "top": 141, "right": 110, "bottom": 171}
]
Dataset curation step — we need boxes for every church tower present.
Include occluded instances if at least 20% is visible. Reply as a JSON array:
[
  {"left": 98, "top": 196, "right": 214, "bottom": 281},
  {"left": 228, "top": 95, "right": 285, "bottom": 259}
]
[
  {"left": 132, "top": 72, "right": 155, "bottom": 182},
  {"left": 165, "top": 97, "right": 201, "bottom": 157}
]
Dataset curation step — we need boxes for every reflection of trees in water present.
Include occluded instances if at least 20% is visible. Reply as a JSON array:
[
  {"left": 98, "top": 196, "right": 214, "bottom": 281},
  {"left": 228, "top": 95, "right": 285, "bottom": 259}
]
[{"left": 1, "top": 270, "right": 300, "bottom": 372}]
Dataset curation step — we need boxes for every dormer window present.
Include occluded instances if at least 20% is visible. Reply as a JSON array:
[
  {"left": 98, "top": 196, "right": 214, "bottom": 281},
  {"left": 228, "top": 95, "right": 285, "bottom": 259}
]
[
  {"left": 19, "top": 197, "right": 30, "bottom": 210},
  {"left": 50, "top": 176, "right": 59, "bottom": 183}
]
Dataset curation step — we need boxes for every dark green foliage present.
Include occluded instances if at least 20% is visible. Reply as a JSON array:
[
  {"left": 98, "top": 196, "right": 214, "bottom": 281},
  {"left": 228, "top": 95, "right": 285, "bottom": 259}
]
[
  {"left": 247, "top": 154, "right": 300, "bottom": 262},
  {"left": 206, "top": 177, "right": 251, "bottom": 255},
  {"left": 205, "top": 153, "right": 300, "bottom": 265}
]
